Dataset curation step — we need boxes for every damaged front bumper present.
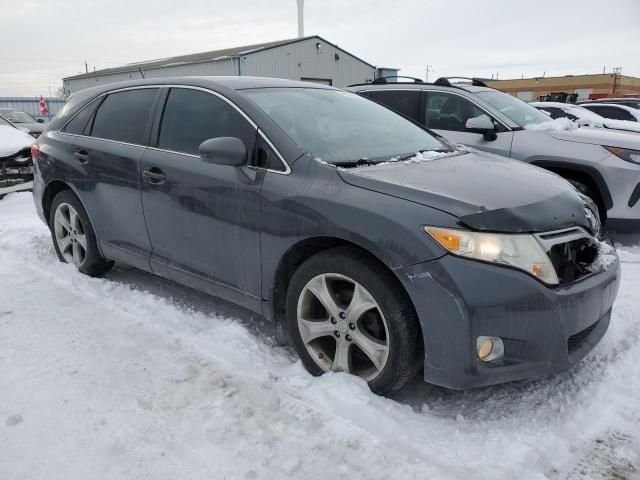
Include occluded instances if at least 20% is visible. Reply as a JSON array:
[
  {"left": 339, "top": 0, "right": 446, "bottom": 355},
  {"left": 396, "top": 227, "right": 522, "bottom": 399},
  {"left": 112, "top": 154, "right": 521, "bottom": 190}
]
[
  {"left": 1, "top": 155, "right": 34, "bottom": 196},
  {"left": 396, "top": 251, "right": 620, "bottom": 390}
]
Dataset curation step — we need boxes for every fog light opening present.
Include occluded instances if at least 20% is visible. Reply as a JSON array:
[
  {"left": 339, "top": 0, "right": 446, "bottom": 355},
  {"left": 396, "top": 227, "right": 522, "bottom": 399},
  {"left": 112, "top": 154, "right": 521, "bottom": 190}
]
[{"left": 477, "top": 336, "right": 504, "bottom": 362}]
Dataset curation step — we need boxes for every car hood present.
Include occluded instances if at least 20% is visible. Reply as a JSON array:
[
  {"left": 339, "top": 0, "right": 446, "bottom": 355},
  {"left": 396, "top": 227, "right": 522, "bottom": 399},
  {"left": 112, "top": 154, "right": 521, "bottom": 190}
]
[
  {"left": 14, "top": 122, "right": 45, "bottom": 133},
  {"left": 544, "top": 125, "right": 640, "bottom": 149},
  {"left": 0, "top": 125, "right": 34, "bottom": 157},
  {"left": 338, "top": 151, "right": 593, "bottom": 233}
]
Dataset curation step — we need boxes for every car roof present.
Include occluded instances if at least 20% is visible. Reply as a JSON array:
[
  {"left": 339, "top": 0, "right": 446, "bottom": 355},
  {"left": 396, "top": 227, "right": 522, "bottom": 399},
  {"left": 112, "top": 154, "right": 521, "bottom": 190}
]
[
  {"left": 582, "top": 103, "right": 637, "bottom": 111},
  {"left": 346, "top": 82, "right": 494, "bottom": 94},
  {"left": 66, "top": 76, "right": 338, "bottom": 106},
  {"left": 579, "top": 98, "right": 640, "bottom": 102}
]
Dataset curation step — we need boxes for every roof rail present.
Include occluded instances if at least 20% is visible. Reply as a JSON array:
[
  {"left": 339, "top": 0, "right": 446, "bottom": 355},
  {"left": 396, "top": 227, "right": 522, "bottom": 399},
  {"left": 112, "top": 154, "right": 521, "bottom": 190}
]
[
  {"left": 372, "top": 76, "right": 424, "bottom": 84},
  {"left": 434, "top": 77, "right": 489, "bottom": 87}
]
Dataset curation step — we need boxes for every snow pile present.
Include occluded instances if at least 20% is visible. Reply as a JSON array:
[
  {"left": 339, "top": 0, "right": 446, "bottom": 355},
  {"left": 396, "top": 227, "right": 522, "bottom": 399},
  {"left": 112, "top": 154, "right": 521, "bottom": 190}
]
[
  {"left": 525, "top": 117, "right": 579, "bottom": 132},
  {"left": 588, "top": 239, "right": 618, "bottom": 273},
  {"left": 0, "top": 125, "right": 34, "bottom": 157},
  {"left": 1, "top": 193, "right": 640, "bottom": 480},
  {"left": 392, "top": 150, "right": 453, "bottom": 164}
]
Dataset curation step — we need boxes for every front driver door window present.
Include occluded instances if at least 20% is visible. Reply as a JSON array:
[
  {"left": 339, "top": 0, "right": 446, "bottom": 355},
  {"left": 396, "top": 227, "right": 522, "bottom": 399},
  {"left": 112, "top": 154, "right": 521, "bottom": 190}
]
[{"left": 423, "top": 91, "right": 513, "bottom": 157}]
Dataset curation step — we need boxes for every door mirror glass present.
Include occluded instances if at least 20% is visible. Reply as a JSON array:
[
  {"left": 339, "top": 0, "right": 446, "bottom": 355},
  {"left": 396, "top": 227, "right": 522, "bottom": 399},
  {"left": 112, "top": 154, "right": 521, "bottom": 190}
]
[
  {"left": 465, "top": 114, "right": 495, "bottom": 131},
  {"left": 199, "top": 137, "right": 247, "bottom": 166}
]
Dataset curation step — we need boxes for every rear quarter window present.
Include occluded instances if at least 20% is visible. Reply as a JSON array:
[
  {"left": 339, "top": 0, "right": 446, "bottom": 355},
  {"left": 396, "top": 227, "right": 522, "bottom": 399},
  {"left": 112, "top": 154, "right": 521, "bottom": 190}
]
[{"left": 62, "top": 100, "right": 100, "bottom": 135}]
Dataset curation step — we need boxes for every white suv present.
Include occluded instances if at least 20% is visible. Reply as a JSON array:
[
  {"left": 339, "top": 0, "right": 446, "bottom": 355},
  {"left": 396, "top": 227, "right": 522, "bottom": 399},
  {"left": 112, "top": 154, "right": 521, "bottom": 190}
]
[{"left": 348, "top": 77, "right": 640, "bottom": 231}]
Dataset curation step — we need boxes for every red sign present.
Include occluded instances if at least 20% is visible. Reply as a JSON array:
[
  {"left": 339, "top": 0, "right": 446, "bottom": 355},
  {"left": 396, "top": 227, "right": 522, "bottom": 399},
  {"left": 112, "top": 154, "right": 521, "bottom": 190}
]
[{"left": 38, "top": 96, "right": 49, "bottom": 116}]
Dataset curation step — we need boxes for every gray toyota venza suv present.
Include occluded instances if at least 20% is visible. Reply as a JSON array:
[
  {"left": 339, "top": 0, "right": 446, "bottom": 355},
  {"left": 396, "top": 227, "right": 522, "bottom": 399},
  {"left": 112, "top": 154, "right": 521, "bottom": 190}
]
[{"left": 32, "top": 77, "right": 620, "bottom": 394}]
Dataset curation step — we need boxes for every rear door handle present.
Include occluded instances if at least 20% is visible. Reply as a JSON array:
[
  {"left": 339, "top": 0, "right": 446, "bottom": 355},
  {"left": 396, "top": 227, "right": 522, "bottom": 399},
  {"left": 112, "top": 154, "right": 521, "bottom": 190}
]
[
  {"left": 143, "top": 166, "right": 166, "bottom": 184},
  {"left": 74, "top": 149, "right": 89, "bottom": 163}
]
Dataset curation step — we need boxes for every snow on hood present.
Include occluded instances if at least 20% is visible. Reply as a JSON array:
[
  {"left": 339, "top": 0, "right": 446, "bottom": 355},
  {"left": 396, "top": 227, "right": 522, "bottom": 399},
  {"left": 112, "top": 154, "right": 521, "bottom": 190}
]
[
  {"left": 600, "top": 119, "right": 640, "bottom": 134},
  {"left": 525, "top": 117, "right": 579, "bottom": 132},
  {"left": 0, "top": 125, "right": 34, "bottom": 157}
]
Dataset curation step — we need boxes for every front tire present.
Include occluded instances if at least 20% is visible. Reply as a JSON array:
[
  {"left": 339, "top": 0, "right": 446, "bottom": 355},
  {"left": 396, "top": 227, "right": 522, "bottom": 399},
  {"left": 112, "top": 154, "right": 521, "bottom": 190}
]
[
  {"left": 567, "top": 179, "right": 604, "bottom": 223},
  {"left": 49, "top": 190, "right": 113, "bottom": 276},
  {"left": 286, "top": 247, "right": 422, "bottom": 395}
]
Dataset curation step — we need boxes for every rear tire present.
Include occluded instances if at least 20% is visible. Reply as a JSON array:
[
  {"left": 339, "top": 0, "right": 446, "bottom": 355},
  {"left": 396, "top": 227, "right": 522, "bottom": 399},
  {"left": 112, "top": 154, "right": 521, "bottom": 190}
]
[
  {"left": 286, "top": 247, "right": 422, "bottom": 395},
  {"left": 49, "top": 190, "right": 113, "bottom": 277}
]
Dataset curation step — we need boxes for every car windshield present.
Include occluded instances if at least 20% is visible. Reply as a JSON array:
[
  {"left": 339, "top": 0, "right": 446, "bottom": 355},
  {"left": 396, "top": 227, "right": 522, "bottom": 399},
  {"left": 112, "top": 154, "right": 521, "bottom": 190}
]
[
  {"left": 2, "top": 111, "right": 37, "bottom": 123},
  {"left": 0, "top": 115, "right": 13, "bottom": 128},
  {"left": 477, "top": 90, "right": 551, "bottom": 127},
  {"left": 242, "top": 88, "right": 447, "bottom": 164}
]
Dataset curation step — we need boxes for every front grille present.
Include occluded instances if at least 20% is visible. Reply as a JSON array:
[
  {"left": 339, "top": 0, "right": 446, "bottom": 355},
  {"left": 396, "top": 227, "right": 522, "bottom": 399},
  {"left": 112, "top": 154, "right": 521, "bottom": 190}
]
[
  {"left": 567, "top": 320, "right": 599, "bottom": 353},
  {"left": 547, "top": 236, "right": 598, "bottom": 284}
]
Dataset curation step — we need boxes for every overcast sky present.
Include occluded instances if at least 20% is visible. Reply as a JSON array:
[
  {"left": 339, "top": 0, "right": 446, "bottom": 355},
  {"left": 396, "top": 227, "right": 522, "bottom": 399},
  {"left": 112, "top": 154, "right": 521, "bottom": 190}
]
[{"left": 2, "top": 0, "right": 639, "bottom": 97}]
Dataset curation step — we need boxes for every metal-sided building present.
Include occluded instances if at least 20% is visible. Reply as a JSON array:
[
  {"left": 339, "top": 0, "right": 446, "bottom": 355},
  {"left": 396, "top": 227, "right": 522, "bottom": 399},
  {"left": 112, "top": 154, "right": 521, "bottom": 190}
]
[{"left": 63, "top": 36, "right": 379, "bottom": 95}]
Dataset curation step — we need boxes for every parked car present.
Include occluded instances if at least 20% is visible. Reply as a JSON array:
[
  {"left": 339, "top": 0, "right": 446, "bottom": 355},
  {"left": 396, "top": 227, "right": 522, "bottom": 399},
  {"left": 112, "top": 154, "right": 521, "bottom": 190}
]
[
  {"left": 347, "top": 77, "right": 640, "bottom": 232},
  {"left": 578, "top": 98, "right": 640, "bottom": 110},
  {"left": 32, "top": 77, "right": 619, "bottom": 394},
  {"left": 0, "top": 108, "right": 45, "bottom": 138},
  {"left": 0, "top": 115, "right": 35, "bottom": 198},
  {"left": 577, "top": 103, "right": 640, "bottom": 123},
  {"left": 530, "top": 101, "right": 640, "bottom": 134}
]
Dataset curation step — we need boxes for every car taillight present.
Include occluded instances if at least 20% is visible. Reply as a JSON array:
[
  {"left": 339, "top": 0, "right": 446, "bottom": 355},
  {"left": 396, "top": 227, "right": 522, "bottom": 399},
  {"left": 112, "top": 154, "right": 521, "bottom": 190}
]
[{"left": 31, "top": 143, "right": 40, "bottom": 161}]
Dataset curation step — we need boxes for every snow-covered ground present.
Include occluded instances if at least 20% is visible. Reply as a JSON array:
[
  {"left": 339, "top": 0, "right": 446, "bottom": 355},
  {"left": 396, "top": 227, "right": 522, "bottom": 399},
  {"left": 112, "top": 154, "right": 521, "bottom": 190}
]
[{"left": 1, "top": 192, "right": 639, "bottom": 480}]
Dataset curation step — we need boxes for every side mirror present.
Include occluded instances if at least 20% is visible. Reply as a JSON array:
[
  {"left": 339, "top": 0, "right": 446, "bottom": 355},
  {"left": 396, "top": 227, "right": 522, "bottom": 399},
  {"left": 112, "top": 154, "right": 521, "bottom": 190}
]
[
  {"left": 37, "top": 118, "right": 44, "bottom": 123},
  {"left": 198, "top": 137, "right": 247, "bottom": 166},
  {"left": 465, "top": 115, "right": 497, "bottom": 141}
]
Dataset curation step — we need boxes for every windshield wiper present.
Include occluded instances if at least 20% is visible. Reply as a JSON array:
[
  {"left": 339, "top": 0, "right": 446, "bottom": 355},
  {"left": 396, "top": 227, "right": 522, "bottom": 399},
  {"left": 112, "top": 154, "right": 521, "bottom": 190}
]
[{"left": 332, "top": 158, "right": 379, "bottom": 168}]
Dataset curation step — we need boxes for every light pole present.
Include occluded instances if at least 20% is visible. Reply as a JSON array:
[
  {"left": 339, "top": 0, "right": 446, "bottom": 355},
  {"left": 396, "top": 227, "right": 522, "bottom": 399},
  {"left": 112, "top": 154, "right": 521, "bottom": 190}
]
[{"left": 425, "top": 65, "right": 434, "bottom": 83}]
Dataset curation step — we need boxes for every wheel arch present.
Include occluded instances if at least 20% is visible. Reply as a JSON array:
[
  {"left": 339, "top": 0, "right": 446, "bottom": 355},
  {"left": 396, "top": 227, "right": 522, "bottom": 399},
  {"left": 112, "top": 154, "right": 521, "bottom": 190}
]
[
  {"left": 529, "top": 160, "right": 613, "bottom": 214},
  {"left": 42, "top": 180, "right": 73, "bottom": 225},
  {"left": 271, "top": 236, "right": 422, "bottom": 345},
  {"left": 41, "top": 180, "right": 104, "bottom": 255}
]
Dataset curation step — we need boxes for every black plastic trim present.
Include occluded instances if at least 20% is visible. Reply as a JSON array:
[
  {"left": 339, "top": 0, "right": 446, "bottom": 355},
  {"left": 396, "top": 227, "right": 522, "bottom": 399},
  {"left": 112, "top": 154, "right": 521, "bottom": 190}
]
[{"left": 628, "top": 183, "right": 640, "bottom": 208}]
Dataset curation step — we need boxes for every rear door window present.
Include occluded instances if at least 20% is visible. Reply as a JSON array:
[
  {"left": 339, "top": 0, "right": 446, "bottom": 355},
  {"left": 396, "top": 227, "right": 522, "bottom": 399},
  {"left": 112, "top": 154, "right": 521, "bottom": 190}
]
[
  {"left": 157, "top": 88, "right": 256, "bottom": 156},
  {"left": 90, "top": 89, "right": 158, "bottom": 145},
  {"left": 587, "top": 106, "right": 635, "bottom": 121},
  {"left": 367, "top": 90, "right": 421, "bottom": 122},
  {"left": 424, "top": 91, "right": 489, "bottom": 131}
]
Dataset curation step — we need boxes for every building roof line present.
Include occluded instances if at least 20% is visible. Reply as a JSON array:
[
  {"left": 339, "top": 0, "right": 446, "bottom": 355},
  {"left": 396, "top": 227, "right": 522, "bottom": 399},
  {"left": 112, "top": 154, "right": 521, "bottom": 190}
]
[{"left": 63, "top": 35, "right": 376, "bottom": 82}]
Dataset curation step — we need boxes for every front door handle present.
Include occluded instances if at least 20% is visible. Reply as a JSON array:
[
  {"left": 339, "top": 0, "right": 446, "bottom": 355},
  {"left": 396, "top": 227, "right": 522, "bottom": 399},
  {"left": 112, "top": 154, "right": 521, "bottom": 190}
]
[
  {"left": 74, "top": 149, "right": 89, "bottom": 163},
  {"left": 142, "top": 166, "right": 166, "bottom": 184}
]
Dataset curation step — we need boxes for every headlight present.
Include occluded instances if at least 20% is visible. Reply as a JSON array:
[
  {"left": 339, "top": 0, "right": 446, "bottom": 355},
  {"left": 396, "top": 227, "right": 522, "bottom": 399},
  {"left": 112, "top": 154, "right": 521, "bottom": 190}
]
[
  {"left": 604, "top": 146, "right": 640, "bottom": 165},
  {"left": 424, "top": 226, "right": 559, "bottom": 285}
]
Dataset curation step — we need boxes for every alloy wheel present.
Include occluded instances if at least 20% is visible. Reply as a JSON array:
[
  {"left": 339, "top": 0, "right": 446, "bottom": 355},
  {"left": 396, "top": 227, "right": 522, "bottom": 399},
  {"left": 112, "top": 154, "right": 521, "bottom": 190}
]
[
  {"left": 53, "top": 202, "right": 87, "bottom": 268},
  {"left": 296, "top": 273, "right": 390, "bottom": 381}
]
